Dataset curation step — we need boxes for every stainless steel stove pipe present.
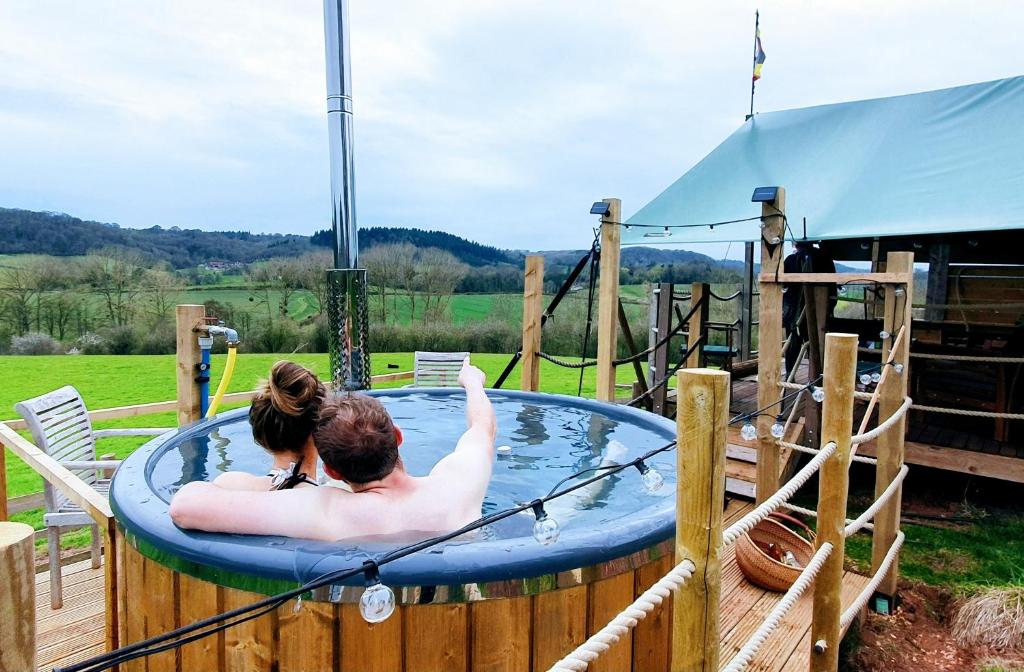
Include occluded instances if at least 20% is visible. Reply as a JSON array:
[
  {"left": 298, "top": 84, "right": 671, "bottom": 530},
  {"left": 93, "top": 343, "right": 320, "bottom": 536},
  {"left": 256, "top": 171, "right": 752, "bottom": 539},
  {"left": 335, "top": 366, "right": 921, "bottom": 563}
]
[{"left": 323, "top": 0, "right": 370, "bottom": 391}]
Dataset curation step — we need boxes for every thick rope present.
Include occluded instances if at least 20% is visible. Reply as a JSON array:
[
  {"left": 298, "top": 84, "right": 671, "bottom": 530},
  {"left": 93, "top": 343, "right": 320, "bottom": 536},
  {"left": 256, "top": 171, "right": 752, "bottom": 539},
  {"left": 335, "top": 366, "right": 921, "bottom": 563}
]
[
  {"left": 720, "top": 543, "right": 834, "bottom": 672},
  {"left": 850, "top": 397, "right": 912, "bottom": 447},
  {"left": 844, "top": 465, "right": 909, "bottom": 537},
  {"left": 840, "top": 531, "right": 906, "bottom": 629},
  {"left": 782, "top": 502, "right": 876, "bottom": 533},
  {"left": 910, "top": 403, "right": 1024, "bottom": 420},
  {"left": 777, "top": 439, "right": 877, "bottom": 465},
  {"left": 547, "top": 559, "right": 696, "bottom": 672},
  {"left": 909, "top": 351, "right": 1024, "bottom": 363},
  {"left": 779, "top": 380, "right": 874, "bottom": 401},
  {"left": 722, "top": 442, "right": 836, "bottom": 547}
]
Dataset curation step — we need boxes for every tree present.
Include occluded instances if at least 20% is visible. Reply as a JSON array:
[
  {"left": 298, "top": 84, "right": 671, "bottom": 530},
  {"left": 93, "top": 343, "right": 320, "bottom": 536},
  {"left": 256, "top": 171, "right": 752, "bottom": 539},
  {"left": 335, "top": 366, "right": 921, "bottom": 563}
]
[
  {"left": 81, "top": 249, "right": 147, "bottom": 326},
  {"left": 143, "top": 269, "right": 185, "bottom": 326},
  {"left": 416, "top": 248, "right": 468, "bottom": 323},
  {"left": 293, "top": 250, "right": 333, "bottom": 317}
]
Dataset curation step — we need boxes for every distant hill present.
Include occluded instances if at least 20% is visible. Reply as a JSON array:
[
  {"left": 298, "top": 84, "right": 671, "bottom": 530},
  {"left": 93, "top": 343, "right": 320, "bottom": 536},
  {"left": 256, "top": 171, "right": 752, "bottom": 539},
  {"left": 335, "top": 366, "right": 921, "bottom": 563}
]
[
  {"left": 0, "top": 208, "right": 316, "bottom": 268},
  {"left": 312, "top": 227, "right": 519, "bottom": 267},
  {"left": 542, "top": 246, "right": 744, "bottom": 270}
]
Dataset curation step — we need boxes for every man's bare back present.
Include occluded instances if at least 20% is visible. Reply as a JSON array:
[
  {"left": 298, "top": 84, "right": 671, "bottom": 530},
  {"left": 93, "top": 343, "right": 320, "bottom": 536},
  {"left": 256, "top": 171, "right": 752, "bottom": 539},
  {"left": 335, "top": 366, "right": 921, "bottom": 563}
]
[{"left": 169, "top": 360, "right": 496, "bottom": 541}]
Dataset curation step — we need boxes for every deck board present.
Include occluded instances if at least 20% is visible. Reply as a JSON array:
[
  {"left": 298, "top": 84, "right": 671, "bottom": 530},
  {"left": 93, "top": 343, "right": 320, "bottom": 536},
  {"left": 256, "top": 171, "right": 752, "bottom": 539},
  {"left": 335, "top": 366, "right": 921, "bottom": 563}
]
[{"left": 35, "top": 509, "right": 871, "bottom": 672}]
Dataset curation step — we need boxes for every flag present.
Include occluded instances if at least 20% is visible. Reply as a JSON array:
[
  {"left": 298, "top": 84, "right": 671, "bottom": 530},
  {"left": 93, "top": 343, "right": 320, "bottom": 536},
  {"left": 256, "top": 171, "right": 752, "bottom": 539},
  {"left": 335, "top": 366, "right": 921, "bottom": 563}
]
[{"left": 752, "top": 26, "right": 766, "bottom": 81}]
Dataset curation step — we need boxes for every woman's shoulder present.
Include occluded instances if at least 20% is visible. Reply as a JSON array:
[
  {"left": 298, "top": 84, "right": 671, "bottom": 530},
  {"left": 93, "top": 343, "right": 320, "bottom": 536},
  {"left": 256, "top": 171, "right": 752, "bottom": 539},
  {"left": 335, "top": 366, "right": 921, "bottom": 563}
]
[{"left": 212, "top": 471, "right": 272, "bottom": 491}]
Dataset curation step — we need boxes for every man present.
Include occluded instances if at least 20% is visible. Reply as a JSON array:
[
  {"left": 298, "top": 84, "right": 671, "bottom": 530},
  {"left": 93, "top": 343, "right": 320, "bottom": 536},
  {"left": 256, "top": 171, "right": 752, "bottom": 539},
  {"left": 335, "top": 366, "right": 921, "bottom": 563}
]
[
  {"left": 170, "top": 359, "right": 496, "bottom": 540},
  {"left": 782, "top": 241, "right": 838, "bottom": 377}
]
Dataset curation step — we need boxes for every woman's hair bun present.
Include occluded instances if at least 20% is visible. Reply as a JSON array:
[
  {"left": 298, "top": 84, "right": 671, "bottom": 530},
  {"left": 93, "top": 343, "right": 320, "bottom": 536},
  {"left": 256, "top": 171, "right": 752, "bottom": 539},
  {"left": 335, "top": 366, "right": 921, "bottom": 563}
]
[{"left": 266, "top": 361, "right": 324, "bottom": 417}]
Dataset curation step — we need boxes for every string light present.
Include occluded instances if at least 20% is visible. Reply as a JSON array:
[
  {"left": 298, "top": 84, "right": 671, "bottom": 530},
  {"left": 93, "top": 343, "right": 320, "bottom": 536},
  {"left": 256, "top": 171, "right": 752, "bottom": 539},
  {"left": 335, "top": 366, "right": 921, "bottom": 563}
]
[
  {"left": 811, "top": 386, "right": 825, "bottom": 403},
  {"left": 870, "top": 371, "right": 881, "bottom": 384},
  {"left": 531, "top": 500, "right": 560, "bottom": 545},
  {"left": 859, "top": 373, "right": 872, "bottom": 386},
  {"left": 358, "top": 562, "right": 396, "bottom": 624},
  {"left": 635, "top": 461, "right": 665, "bottom": 493},
  {"left": 741, "top": 422, "right": 757, "bottom": 441},
  {"left": 893, "top": 363, "right": 904, "bottom": 375},
  {"left": 838, "top": 286, "right": 848, "bottom": 296},
  {"left": 894, "top": 287, "right": 905, "bottom": 297},
  {"left": 770, "top": 415, "right": 786, "bottom": 439}
]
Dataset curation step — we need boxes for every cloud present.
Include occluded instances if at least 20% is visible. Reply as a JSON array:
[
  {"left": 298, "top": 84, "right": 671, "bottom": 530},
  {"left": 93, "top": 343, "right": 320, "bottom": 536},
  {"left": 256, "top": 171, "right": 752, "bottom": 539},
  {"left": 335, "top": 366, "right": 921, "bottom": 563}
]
[{"left": 0, "top": 0, "right": 1020, "bottom": 253}]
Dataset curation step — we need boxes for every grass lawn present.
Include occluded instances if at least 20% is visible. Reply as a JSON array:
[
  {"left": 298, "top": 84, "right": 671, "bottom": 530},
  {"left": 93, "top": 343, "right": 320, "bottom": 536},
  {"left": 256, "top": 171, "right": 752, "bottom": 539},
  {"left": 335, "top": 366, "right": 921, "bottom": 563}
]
[{"left": 1, "top": 352, "right": 641, "bottom": 550}]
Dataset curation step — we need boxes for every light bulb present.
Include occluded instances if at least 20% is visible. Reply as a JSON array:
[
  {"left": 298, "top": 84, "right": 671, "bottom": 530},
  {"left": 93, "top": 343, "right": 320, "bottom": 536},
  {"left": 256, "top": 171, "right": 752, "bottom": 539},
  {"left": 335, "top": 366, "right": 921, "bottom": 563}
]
[
  {"left": 894, "top": 363, "right": 905, "bottom": 374},
  {"left": 811, "top": 386, "right": 825, "bottom": 403},
  {"left": 358, "top": 562, "right": 395, "bottom": 624},
  {"left": 359, "top": 583, "right": 396, "bottom": 624},
  {"left": 636, "top": 462, "right": 665, "bottom": 493},
  {"left": 871, "top": 372, "right": 881, "bottom": 383},
  {"left": 770, "top": 236, "right": 782, "bottom": 245},
  {"left": 531, "top": 501, "right": 560, "bottom": 545},
  {"left": 859, "top": 373, "right": 872, "bottom": 386},
  {"left": 879, "top": 330, "right": 891, "bottom": 340},
  {"left": 770, "top": 420, "right": 785, "bottom": 439},
  {"left": 838, "top": 286, "right": 848, "bottom": 296},
  {"left": 894, "top": 287, "right": 905, "bottom": 297},
  {"left": 293, "top": 596, "right": 303, "bottom": 614},
  {"left": 741, "top": 422, "right": 757, "bottom": 441}
]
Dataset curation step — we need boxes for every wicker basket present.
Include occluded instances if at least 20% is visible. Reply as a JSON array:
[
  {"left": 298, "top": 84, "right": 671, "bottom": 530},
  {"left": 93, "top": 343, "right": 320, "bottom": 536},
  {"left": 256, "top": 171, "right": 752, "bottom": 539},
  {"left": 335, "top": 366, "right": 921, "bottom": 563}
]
[{"left": 735, "top": 513, "right": 816, "bottom": 592}]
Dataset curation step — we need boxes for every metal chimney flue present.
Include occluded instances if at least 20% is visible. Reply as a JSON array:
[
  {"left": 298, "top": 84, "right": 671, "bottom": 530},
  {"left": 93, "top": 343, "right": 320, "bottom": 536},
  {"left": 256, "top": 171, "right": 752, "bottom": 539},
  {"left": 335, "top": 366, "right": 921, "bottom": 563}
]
[{"left": 323, "top": 0, "right": 370, "bottom": 391}]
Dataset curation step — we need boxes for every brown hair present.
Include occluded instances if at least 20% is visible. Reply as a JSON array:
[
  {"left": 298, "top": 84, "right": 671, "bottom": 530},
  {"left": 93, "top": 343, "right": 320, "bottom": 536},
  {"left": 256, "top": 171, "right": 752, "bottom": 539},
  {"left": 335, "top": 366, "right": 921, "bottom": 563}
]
[
  {"left": 314, "top": 394, "right": 399, "bottom": 484},
  {"left": 249, "top": 361, "right": 325, "bottom": 454}
]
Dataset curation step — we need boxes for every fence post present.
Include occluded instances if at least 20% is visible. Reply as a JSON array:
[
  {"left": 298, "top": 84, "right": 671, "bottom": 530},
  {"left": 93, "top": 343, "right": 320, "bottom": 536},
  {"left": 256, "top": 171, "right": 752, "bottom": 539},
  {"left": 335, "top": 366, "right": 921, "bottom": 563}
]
[
  {"left": 755, "top": 187, "right": 786, "bottom": 503},
  {"left": 0, "top": 522, "right": 35, "bottom": 672},
  {"left": 652, "top": 282, "right": 674, "bottom": 416},
  {"left": 686, "top": 283, "right": 709, "bottom": 368},
  {"left": 0, "top": 445, "right": 7, "bottom": 521},
  {"left": 596, "top": 198, "right": 622, "bottom": 402},
  {"left": 809, "top": 333, "right": 858, "bottom": 672},
  {"left": 673, "top": 368, "right": 730, "bottom": 672},
  {"left": 871, "top": 252, "right": 914, "bottom": 601},
  {"left": 739, "top": 241, "right": 755, "bottom": 362},
  {"left": 520, "top": 255, "right": 545, "bottom": 392},
  {"left": 176, "top": 304, "right": 206, "bottom": 426}
]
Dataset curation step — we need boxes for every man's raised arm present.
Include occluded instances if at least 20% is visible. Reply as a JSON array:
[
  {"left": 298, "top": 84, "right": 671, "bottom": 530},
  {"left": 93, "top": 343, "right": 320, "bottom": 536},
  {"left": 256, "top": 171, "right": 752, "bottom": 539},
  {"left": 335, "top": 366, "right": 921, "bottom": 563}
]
[{"left": 430, "top": 359, "right": 496, "bottom": 501}]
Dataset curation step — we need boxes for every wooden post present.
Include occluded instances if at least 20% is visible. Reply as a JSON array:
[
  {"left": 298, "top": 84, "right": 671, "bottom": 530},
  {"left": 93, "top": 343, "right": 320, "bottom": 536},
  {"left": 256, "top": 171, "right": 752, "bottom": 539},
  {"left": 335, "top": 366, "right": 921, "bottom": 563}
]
[
  {"left": 520, "top": 255, "right": 545, "bottom": 392},
  {"left": 596, "top": 198, "right": 622, "bottom": 402},
  {"left": 739, "top": 242, "right": 755, "bottom": 362},
  {"left": 176, "top": 304, "right": 206, "bottom": 426},
  {"left": 672, "top": 368, "right": 730, "bottom": 672},
  {"left": 925, "top": 243, "right": 949, "bottom": 322},
  {"left": 0, "top": 522, "right": 35, "bottom": 672},
  {"left": 686, "top": 283, "right": 709, "bottom": 369},
  {"left": 652, "top": 283, "right": 674, "bottom": 416},
  {"left": 809, "top": 333, "right": 858, "bottom": 672},
  {"left": 871, "top": 251, "right": 913, "bottom": 599},
  {"left": 756, "top": 187, "right": 786, "bottom": 503},
  {"left": 0, "top": 443, "right": 7, "bottom": 521}
]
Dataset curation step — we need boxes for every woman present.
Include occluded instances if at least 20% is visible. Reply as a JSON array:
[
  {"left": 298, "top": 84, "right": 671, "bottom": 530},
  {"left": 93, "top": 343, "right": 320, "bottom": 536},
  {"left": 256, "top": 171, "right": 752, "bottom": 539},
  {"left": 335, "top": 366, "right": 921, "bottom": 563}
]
[{"left": 213, "top": 361, "right": 325, "bottom": 491}]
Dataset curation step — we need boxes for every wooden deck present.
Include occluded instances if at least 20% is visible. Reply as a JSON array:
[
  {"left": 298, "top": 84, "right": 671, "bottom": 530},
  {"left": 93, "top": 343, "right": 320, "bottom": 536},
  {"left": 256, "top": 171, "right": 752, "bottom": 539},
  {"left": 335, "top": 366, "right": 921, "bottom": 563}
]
[{"left": 35, "top": 503, "right": 869, "bottom": 672}]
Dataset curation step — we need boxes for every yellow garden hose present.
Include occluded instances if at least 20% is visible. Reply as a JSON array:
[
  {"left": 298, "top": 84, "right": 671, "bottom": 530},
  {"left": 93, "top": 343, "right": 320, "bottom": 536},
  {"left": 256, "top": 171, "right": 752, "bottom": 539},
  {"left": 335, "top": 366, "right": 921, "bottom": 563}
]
[{"left": 206, "top": 344, "right": 238, "bottom": 418}]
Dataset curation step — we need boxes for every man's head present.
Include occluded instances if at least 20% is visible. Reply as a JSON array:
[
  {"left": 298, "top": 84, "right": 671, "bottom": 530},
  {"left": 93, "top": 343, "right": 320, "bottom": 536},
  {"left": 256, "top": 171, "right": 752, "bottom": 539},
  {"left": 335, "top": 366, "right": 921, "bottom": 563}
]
[{"left": 314, "top": 394, "right": 403, "bottom": 485}]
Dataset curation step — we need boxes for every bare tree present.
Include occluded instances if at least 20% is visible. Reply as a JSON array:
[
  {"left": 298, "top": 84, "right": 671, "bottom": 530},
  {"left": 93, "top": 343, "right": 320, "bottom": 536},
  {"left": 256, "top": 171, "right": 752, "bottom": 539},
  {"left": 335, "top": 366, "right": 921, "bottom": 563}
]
[
  {"left": 294, "top": 250, "right": 333, "bottom": 317},
  {"left": 143, "top": 268, "right": 185, "bottom": 325},
  {"left": 82, "top": 250, "right": 147, "bottom": 326},
  {"left": 362, "top": 246, "right": 393, "bottom": 323},
  {"left": 416, "top": 248, "right": 468, "bottom": 323}
]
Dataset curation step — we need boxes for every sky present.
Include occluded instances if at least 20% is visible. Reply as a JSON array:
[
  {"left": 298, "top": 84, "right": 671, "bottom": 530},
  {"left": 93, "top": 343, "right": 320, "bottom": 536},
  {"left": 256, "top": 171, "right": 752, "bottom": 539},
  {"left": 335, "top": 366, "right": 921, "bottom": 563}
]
[{"left": 0, "top": 1, "right": 1020, "bottom": 258}]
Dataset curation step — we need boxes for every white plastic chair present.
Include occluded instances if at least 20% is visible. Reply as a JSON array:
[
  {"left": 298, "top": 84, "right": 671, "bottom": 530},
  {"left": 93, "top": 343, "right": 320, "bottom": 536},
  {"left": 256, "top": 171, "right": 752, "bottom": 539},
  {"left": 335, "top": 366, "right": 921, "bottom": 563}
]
[
  {"left": 16, "top": 385, "right": 170, "bottom": 609},
  {"left": 412, "top": 351, "right": 469, "bottom": 387}
]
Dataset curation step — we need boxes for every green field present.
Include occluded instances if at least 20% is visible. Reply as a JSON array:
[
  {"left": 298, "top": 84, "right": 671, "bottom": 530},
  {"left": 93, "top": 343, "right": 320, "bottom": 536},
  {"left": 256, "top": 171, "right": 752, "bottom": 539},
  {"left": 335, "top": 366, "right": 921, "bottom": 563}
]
[{"left": 1, "top": 352, "right": 642, "bottom": 550}]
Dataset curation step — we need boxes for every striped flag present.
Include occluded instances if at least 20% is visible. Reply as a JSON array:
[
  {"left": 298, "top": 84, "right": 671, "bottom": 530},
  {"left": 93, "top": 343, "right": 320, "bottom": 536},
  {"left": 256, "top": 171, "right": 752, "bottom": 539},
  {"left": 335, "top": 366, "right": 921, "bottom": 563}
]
[{"left": 752, "top": 25, "right": 766, "bottom": 81}]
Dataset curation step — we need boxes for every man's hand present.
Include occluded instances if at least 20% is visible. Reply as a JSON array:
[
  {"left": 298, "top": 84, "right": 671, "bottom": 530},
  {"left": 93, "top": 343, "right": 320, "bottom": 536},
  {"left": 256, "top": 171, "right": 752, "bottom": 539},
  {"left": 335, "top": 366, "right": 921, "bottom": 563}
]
[{"left": 458, "top": 357, "right": 486, "bottom": 390}]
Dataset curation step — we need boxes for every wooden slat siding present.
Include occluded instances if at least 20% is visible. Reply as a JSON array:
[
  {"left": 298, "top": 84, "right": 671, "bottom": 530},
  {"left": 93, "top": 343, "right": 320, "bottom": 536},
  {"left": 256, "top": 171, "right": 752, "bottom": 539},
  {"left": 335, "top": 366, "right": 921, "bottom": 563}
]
[
  {"left": 470, "top": 596, "right": 532, "bottom": 672},
  {"left": 404, "top": 603, "right": 468, "bottom": 672},
  {"left": 632, "top": 556, "right": 672, "bottom": 671},
  {"left": 142, "top": 556, "right": 179, "bottom": 672},
  {"left": 123, "top": 541, "right": 147, "bottom": 672},
  {"left": 222, "top": 587, "right": 275, "bottom": 672},
  {"left": 116, "top": 531, "right": 129, "bottom": 664},
  {"left": 586, "top": 572, "right": 634, "bottom": 672},
  {"left": 532, "top": 585, "right": 587, "bottom": 671},
  {"left": 102, "top": 517, "right": 119, "bottom": 653},
  {"left": 179, "top": 572, "right": 224, "bottom": 672},
  {"left": 277, "top": 599, "right": 336, "bottom": 672},
  {"left": 340, "top": 603, "right": 403, "bottom": 672}
]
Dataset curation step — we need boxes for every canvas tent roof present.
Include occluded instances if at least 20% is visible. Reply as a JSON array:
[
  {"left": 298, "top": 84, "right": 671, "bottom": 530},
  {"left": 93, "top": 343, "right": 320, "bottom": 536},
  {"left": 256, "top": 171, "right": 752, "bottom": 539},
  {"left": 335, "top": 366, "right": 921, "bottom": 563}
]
[{"left": 623, "top": 76, "right": 1024, "bottom": 246}]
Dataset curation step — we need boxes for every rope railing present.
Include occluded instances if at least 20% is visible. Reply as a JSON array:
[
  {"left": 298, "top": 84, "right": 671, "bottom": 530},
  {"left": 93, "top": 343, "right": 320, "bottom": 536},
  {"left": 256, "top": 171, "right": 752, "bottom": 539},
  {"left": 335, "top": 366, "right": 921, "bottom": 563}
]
[
  {"left": 910, "top": 403, "right": 1024, "bottom": 420},
  {"left": 709, "top": 289, "right": 742, "bottom": 302},
  {"left": 844, "top": 465, "right": 909, "bottom": 537},
  {"left": 850, "top": 397, "right": 912, "bottom": 448},
  {"left": 840, "top": 532, "right": 906, "bottom": 629},
  {"left": 547, "top": 559, "right": 697, "bottom": 672},
  {"left": 909, "top": 351, "right": 1024, "bottom": 364},
  {"left": 777, "top": 439, "right": 878, "bottom": 465},
  {"left": 720, "top": 543, "right": 834, "bottom": 672},
  {"left": 722, "top": 442, "right": 836, "bottom": 547}
]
